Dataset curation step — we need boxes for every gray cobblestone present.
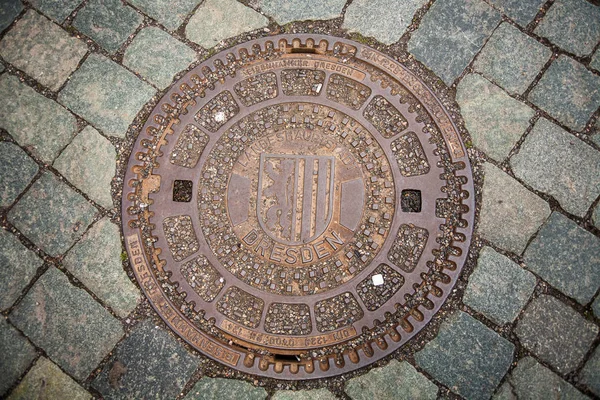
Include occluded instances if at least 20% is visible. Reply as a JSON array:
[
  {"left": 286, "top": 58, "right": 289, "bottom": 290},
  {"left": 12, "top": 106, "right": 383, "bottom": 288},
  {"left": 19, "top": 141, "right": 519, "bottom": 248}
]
[
  {"left": 0, "top": 142, "right": 38, "bottom": 208},
  {"left": 259, "top": 0, "right": 346, "bottom": 25}
]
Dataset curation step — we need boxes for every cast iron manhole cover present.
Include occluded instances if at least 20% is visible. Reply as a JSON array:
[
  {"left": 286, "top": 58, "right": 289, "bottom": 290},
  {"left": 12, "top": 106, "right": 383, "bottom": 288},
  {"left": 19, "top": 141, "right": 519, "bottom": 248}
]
[{"left": 122, "top": 35, "right": 474, "bottom": 380}]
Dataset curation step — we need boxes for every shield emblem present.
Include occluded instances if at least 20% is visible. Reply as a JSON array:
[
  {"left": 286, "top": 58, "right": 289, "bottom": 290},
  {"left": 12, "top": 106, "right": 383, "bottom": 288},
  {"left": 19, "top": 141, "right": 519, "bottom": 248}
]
[{"left": 258, "top": 153, "right": 335, "bottom": 245}]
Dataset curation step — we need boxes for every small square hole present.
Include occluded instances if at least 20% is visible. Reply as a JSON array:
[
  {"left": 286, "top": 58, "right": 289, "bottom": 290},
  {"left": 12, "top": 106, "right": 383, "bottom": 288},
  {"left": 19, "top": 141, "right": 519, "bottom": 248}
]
[
  {"left": 173, "top": 180, "right": 193, "bottom": 202},
  {"left": 401, "top": 189, "right": 421, "bottom": 212}
]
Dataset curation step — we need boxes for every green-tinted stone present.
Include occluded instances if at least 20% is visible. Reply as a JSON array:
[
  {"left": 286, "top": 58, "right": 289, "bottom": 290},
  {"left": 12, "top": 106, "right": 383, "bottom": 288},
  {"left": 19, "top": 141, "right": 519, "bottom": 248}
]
[
  {"left": 63, "top": 218, "right": 140, "bottom": 318},
  {"left": 0, "top": 10, "right": 88, "bottom": 91},
  {"left": 0, "top": 142, "right": 38, "bottom": 207},
  {"left": 74, "top": 0, "right": 143, "bottom": 53},
  {"left": 0, "top": 75, "right": 78, "bottom": 162},
  {"left": 343, "top": 0, "right": 427, "bottom": 45},
  {"left": 0, "top": 319, "right": 37, "bottom": 397},
  {"left": 456, "top": 74, "right": 533, "bottom": 161},
  {"left": 593, "top": 203, "right": 600, "bottom": 230},
  {"left": 535, "top": 0, "right": 600, "bottom": 57},
  {"left": 0, "top": 229, "right": 42, "bottom": 311},
  {"left": 185, "top": 377, "right": 267, "bottom": 400},
  {"left": 53, "top": 126, "right": 115, "bottom": 209},
  {"left": 511, "top": 118, "right": 600, "bottom": 217},
  {"left": 464, "top": 247, "right": 536, "bottom": 324},
  {"left": 515, "top": 295, "right": 598, "bottom": 374},
  {"left": 8, "top": 173, "right": 97, "bottom": 256},
  {"left": 474, "top": 22, "right": 551, "bottom": 94},
  {"left": 479, "top": 163, "right": 550, "bottom": 254},
  {"left": 186, "top": 0, "right": 268, "bottom": 49},
  {"left": 7, "top": 357, "right": 91, "bottom": 400},
  {"left": 581, "top": 346, "right": 600, "bottom": 396},
  {"left": 28, "top": 0, "right": 82, "bottom": 22},
  {"left": 523, "top": 212, "right": 600, "bottom": 304},
  {"left": 9, "top": 267, "right": 124, "bottom": 380},
  {"left": 0, "top": 0, "right": 23, "bottom": 32},
  {"left": 408, "top": 0, "right": 501, "bottom": 85},
  {"left": 529, "top": 56, "right": 600, "bottom": 131},
  {"left": 259, "top": 0, "right": 346, "bottom": 25},
  {"left": 128, "top": 0, "right": 201, "bottom": 31},
  {"left": 593, "top": 297, "right": 600, "bottom": 318},
  {"left": 415, "top": 311, "right": 514, "bottom": 400},
  {"left": 272, "top": 389, "right": 335, "bottom": 400},
  {"left": 93, "top": 321, "right": 198, "bottom": 399},
  {"left": 591, "top": 50, "right": 600, "bottom": 72},
  {"left": 58, "top": 53, "right": 155, "bottom": 138},
  {"left": 487, "top": 0, "right": 545, "bottom": 26},
  {"left": 345, "top": 360, "right": 438, "bottom": 400},
  {"left": 123, "top": 27, "right": 196, "bottom": 89}
]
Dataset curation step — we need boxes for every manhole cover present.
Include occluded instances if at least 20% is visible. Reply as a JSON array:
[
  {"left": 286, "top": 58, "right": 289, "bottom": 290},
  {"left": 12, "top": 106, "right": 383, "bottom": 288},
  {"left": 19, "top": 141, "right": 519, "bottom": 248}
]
[{"left": 122, "top": 35, "right": 474, "bottom": 380}]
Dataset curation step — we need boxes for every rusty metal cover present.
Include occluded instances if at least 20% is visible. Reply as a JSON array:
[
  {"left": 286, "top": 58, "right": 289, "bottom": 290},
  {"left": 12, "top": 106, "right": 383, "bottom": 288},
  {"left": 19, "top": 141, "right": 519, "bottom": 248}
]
[{"left": 122, "top": 35, "right": 475, "bottom": 379}]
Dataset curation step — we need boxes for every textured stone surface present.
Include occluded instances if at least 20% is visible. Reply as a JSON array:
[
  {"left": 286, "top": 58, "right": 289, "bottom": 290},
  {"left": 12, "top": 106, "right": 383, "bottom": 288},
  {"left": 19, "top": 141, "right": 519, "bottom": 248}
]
[
  {"left": 93, "top": 321, "right": 197, "bottom": 399},
  {"left": 7, "top": 357, "right": 91, "bottom": 400},
  {"left": 535, "top": 0, "right": 600, "bottom": 57},
  {"left": 515, "top": 295, "right": 598, "bottom": 374},
  {"left": 408, "top": 0, "right": 501, "bottom": 85},
  {"left": 593, "top": 203, "right": 600, "bottom": 230},
  {"left": 529, "top": 56, "right": 600, "bottom": 131},
  {"left": 474, "top": 23, "right": 551, "bottom": 94},
  {"left": 593, "top": 297, "right": 600, "bottom": 317},
  {"left": 123, "top": 27, "right": 196, "bottom": 89},
  {"left": 591, "top": 50, "right": 600, "bottom": 72},
  {"left": 343, "top": 0, "right": 427, "bottom": 45},
  {"left": 59, "top": 53, "right": 155, "bottom": 138},
  {"left": 259, "top": 0, "right": 346, "bottom": 25},
  {"left": 0, "top": 142, "right": 38, "bottom": 207},
  {"left": 185, "top": 377, "right": 267, "bottom": 400},
  {"left": 479, "top": 163, "right": 550, "bottom": 254},
  {"left": 74, "top": 0, "right": 143, "bottom": 53},
  {"left": 8, "top": 173, "right": 97, "bottom": 256},
  {"left": 345, "top": 360, "right": 438, "bottom": 400},
  {"left": 63, "top": 218, "right": 140, "bottom": 318},
  {"left": 0, "top": 318, "right": 37, "bottom": 397},
  {"left": 0, "top": 75, "right": 78, "bottom": 162},
  {"left": 54, "top": 126, "right": 115, "bottom": 209},
  {"left": 415, "top": 311, "right": 514, "bottom": 400},
  {"left": 128, "top": 0, "right": 200, "bottom": 31},
  {"left": 581, "top": 346, "right": 600, "bottom": 396},
  {"left": 487, "top": 0, "right": 545, "bottom": 26},
  {"left": 0, "top": 10, "right": 87, "bottom": 91},
  {"left": 9, "top": 267, "right": 124, "bottom": 380},
  {"left": 456, "top": 74, "right": 533, "bottom": 161},
  {"left": 464, "top": 247, "right": 536, "bottom": 325},
  {"left": 28, "top": 0, "right": 82, "bottom": 22},
  {"left": 523, "top": 212, "right": 600, "bottom": 304},
  {"left": 187, "top": 0, "right": 268, "bottom": 49},
  {"left": 511, "top": 118, "right": 600, "bottom": 217},
  {"left": 272, "top": 389, "right": 335, "bottom": 400},
  {"left": 0, "top": 229, "right": 42, "bottom": 311},
  {"left": 0, "top": 0, "right": 23, "bottom": 32}
]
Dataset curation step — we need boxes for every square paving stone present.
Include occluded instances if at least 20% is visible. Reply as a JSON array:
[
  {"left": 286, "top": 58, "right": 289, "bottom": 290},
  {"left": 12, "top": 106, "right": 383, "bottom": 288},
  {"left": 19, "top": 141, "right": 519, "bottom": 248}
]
[
  {"left": 184, "top": 377, "right": 267, "bottom": 400},
  {"left": 464, "top": 247, "right": 536, "bottom": 325},
  {"left": 0, "top": 0, "right": 23, "bottom": 33},
  {"left": 8, "top": 172, "right": 97, "bottom": 257},
  {"left": 529, "top": 56, "right": 600, "bottom": 131},
  {"left": 415, "top": 311, "right": 514, "bottom": 400},
  {"left": 511, "top": 118, "right": 600, "bottom": 217},
  {"left": 0, "top": 10, "right": 88, "bottom": 91},
  {"left": 259, "top": 0, "right": 346, "bottom": 25},
  {"left": 9, "top": 267, "right": 124, "bottom": 380},
  {"left": 408, "top": 0, "right": 501, "bottom": 85},
  {"left": 53, "top": 126, "right": 115, "bottom": 209},
  {"left": 0, "top": 142, "right": 38, "bottom": 207},
  {"left": 123, "top": 27, "right": 196, "bottom": 89},
  {"left": 93, "top": 320, "right": 198, "bottom": 399},
  {"left": 535, "top": 0, "right": 600, "bottom": 57},
  {"left": 58, "top": 53, "right": 155, "bottom": 138},
  {"left": 473, "top": 22, "right": 551, "bottom": 95},
  {"left": 0, "top": 319, "right": 37, "bottom": 397},
  {"left": 7, "top": 357, "right": 91, "bottom": 400},
  {"left": 515, "top": 295, "right": 598, "bottom": 374},
  {"left": 479, "top": 163, "right": 550, "bottom": 254},
  {"left": 523, "top": 212, "right": 600, "bottom": 305},
  {"left": 186, "top": 0, "right": 268, "bottom": 49},
  {"left": 74, "top": 0, "right": 143, "bottom": 54},
  {"left": 0, "top": 75, "right": 78, "bottom": 163},
  {"left": 580, "top": 346, "right": 600, "bottom": 396},
  {"left": 487, "top": 0, "right": 545, "bottom": 26},
  {"left": 128, "top": 0, "right": 200, "bottom": 31},
  {"left": 0, "top": 229, "right": 42, "bottom": 311},
  {"left": 345, "top": 359, "right": 437, "bottom": 400},
  {"left": 343, "top": 0, "right": 427, "bottom": 45},
  {"left": 28, "top": 0, "right": 82, "bottom": 23},
  {"left": 456, "top": 74, "right": 534, "bottom": 161},
  {"left": 62, "top": 217, "right": 140, "bottom": 318},
  {"left": 271, "top": 389, "right": 336, "bottom": 400}
]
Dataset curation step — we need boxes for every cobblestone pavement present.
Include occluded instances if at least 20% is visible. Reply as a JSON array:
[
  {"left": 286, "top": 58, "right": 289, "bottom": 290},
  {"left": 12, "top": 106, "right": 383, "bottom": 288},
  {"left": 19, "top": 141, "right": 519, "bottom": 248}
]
[{"left": 1, "top": 0, "right": 599, "bottom": 399}]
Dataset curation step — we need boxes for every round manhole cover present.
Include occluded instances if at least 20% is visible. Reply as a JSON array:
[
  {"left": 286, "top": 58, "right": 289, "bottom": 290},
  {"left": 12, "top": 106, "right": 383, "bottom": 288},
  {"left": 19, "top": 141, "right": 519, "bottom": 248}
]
[{"left": 122, "top": 35, "right": 474, "bottom": 380}]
